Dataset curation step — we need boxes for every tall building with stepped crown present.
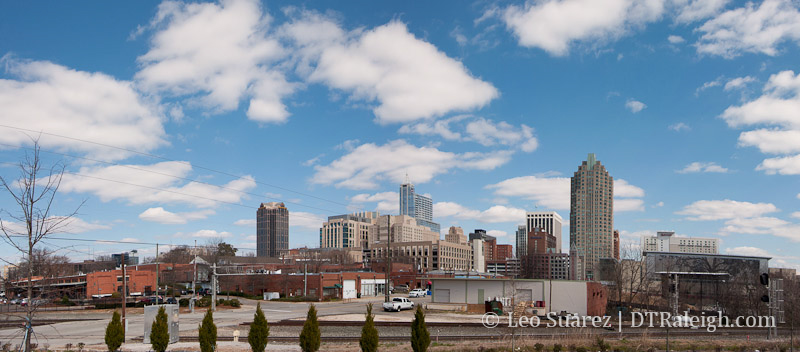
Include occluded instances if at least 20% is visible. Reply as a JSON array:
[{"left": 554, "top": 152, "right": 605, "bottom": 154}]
[
  {"left": 445, "top": 226, "right": 467, "bottom": 244},
  {"left": 320, "top": 212, "right": 379, "bottom": 249},
  {"left": 257, "top": 202, "right": 289, "bottom": 258},
  {"left": 569, "top": 153, "right": 613, "bottom": 280},
  {"left": 515, "top": 225, "right": 527, "bottom": 258},
  {"left": 526, "top": 212, "right": 563, "bottom": 253},
  {"left": 399, "top": 180, "right": 440, "bottom": 233},
  {"left": 641, "top": 231, "right": 719, "bottom": 254}
]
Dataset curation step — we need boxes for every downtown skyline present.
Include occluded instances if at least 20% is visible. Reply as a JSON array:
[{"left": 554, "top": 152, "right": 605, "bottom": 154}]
[{"left": 1, "top": 0, "right": 799, "bottom": 269}]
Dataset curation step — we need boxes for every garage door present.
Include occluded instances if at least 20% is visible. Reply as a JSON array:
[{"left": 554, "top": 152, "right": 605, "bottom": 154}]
[
  {"left": 343, "top": 280, "right": 357, "bottom": 299},
  {"left": 434, "top": 289, "right": 450, "bottom": 303}
]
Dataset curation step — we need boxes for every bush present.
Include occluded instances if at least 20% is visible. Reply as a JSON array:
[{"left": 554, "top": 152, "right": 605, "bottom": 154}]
[
  {"left": 179, "top": 298, "right": 189, "bottom": 307},
  {"left": 59, "top": 296, "right": 76, "bottom": 306},
  {"left": 576, "top": 347, "right": 588, "bottom": 352},
  {"left": 199, "top": 309, "right": 217, "bottom": 352},
  {"left": 104, "top": 311, "right": 124, "bottom": 352},
  {"left": 150, "top": 306, "right": 169, "bottom": 352},
  {"left": 229, "top": 299, "right": 241, "bottom": 308},
  {"left": 197, "top": 296, "right": 212, "bottom": 307},
  {"left": 595, "top": 337, "right": 610, "bottom": 352},
  {"left": 553, "top": 344, "right": 563, "bottom": 352},
  {"left": 410, "top": 305, "right": 430, "bottom": 352},
  {"left": 535, "top": 343, "right": 545, "bottom": 352},
  {"left": 359, "top": 303, "right": 379, "bottom": 352},
  {"left": 299, "top": 304, "right": 320, "bottom": 352},
  {"left": 248, "top": 303, "right": 269, "bottom": 352}
]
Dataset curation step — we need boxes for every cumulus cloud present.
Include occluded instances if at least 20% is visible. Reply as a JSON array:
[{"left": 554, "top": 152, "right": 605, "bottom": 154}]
[
  {"left": 59, "top": 161, "right": 257, "bottom": 208},
  {"left": 0, "top": 57, "right": 166, "bottom": 161},
  {"left": 434, "top": 202, "right": 527, "bottom": 223},
  {"left": 283, "top": 12, "right": 499, "bottom": 123},
  {"left": 311, "top": 140, "right": 513, "bottom": 189},
  {"left": 677, "top": 199, "right": 778, "bottom": 221},
  {"left": 136, "top": 0, "right": 293, "bottom": 123},
  {"left": 138, "top": 207, "right": 214, "bottom": 224},
  {"left": 485, "top": 175, "right": 644, "bottom": 212},
  {"left": 174, "top": 229, "right": 233, "bottom": 238},
  {"left": 349, "top": 192, "right": 399, "bottom": 214},
  {"left": 677, "top": 161, "right": 729, "bottom": 173},
  {"left": 672, "top": 0, "right": 730, "bottom": 23},
  {"left": 399, "top": 116, "right": 539, "bottom": 152},
  {"left": 669, "top": 122, "right": 691, "bottom": 131},
  {"left": 724, "top": 76, "right": 756, "bottom": 91},
  {"left": 487, "top": 230, "right": 509, "bottom": 238},
  {"left": 696, "top": 0, "right": 800, "bottom": 58},
  {"left": 739, "top": 129, "right": 800, "bottom": 154},
  {"left": 498, "top": 0, "right": 664, "bottom": 56},
  {"left": 756, "top": 154, "right": 800, "bottom": 175},
  {"left": 234, "top": 219, "right": 256, "bottom": 226},
  {"left": 290, "top": 211, "right": 325, "bottom": 231},
  {"left": 625, "top": 99, "right": 647, "bottom": 113},
  {"left": 667, "top": 35, "right": 685, "bottom": 44}
]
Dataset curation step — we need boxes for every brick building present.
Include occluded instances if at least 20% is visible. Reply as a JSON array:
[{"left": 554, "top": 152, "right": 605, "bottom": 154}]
[
  {"left": 218, "top": 271, "right": 386, "bottom": 300},
  {"left": 86, "top": 269, "right": 157, "bottom": 299}
]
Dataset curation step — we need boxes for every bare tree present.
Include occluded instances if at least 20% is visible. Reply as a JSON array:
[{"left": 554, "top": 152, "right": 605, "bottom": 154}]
[{"left": 0, "top": 140, "right": 83, "bottom": 352}]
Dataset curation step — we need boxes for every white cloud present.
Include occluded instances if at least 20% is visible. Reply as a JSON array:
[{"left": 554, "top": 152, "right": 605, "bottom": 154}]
[
  {"left": 719, "top": 216, "right": 789, "bottom": 235},
  {"left": 696, "top": 77, "right": 723, "bottom": 95},
  {"left": 138, "top": 207, "right": 214, "bottom": 224},
  {"left": 792, "top": 211, "right": 800, "bottom": 219},
  {"left": 1, "top": 217, "right": 110, "bottom": 237},
  {"left": 174, "top": 229, "right": 233, "bottom": 238},
  {"left": 0, "top": 57, "right": 166, "bottom": 161},
  {"left": 723, "top": 76, "right": 756, "bottom": 91},
  {"left": 136, "top": 0, "right": 294, "bottom": 123},
  {"left": 625, "top": 99, "right": 647, "bottom": 113},
  {"left": 615, "top": 179, "right": 646, "bottom": 197},
  {"left": 234, "top": 219, "right": 256, "bottom": 227},
  {"left": 499, "top": 0, "right": 664, "bottom": 56},
  {"left": 400, "top": 116, "right": 539, "bottom": 152},
  {"left": 696, "top": 0, "right": 800, "bottom": 58},
  {"left": 59, "top": 161, "right": 257, "bottom": 208},
  {"left": 486, "top": 230, "right": 509, "bottom": 238},
  {"left": 677, "top": 199, "right": 778, "bottom": 221},
  {"left": 434, "top": 202, "right": 527, "bottom": 223},
  {"left": 672, "top": 0, "right": 730, "bottom": 23},
  {"left": 311, "top": 140, "right": 513, "bottom": 189},
  {"left": 290, "top": 211, "right": 325, "bottom": 231},
  {"left": 725, "top": 246, "right": 771, "bottom": 257},
  {"left": 668, "top": 122, "right": 691, "bottom": 131},
  {"left": 667, "top": 35, "right": 685, "bottom": 44},
  {"left": 756, "top": 154, "right": 800, "bottom": 175},
  {"left": 485, "top": 175, "right": 644, "bottom": 212},
  {"left": 284, "top": 13, "right": 499, "bottom": 123},
  {"left": 350, "top": 192, "right": 399, "bottom": 214},
  {"left": 677, "top": 161, "right": 729, "bottom": 173},
  {"left": 739, "top": 129, "right": 800, "bottom": 154}
]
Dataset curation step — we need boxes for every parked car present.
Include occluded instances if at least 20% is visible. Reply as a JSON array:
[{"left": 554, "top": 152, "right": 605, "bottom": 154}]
[
  {"left": 409, "top": 289, "right": 426, "bottom": 298},
  {"left": 382, "top": 297, "right": 414, "bottom": 312},
  {"left": 166, "top": 297, "right": 177, "bottom": 304},
  {"left": 9, "top": 298, "right": 20, "bottom": 305},
  {"left": 392, "top": 285, "right": 409, "bottom": 293}
]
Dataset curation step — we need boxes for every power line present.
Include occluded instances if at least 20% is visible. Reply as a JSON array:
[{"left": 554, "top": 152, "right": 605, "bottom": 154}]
[{"left": 0, "top": 124, "right": 354, "bottom": 209}]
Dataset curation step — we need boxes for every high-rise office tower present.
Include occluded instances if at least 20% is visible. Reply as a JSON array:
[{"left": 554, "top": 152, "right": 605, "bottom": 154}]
[
  {"left": 515, "top": 225, "right": 527, "bottom": 258},
  {"left": 569, "top": 153, "right": 613, "bottom": 280},
  {"left": 257, "top": 202, "right": 289, "bottom": 257},
  {"left": 526, "top": 212, "right": 563, "bottom": 253},
  {"left": 399, "top": 180, "right": 440, "bottom": 233}
]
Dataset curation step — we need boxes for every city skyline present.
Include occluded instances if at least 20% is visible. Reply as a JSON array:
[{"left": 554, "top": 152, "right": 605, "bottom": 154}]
[{"left": 1, "top": 0, "right": 800, "bottom": 270}]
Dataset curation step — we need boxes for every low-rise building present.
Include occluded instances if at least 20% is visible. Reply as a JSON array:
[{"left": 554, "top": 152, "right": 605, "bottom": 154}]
[{"left": 641, "top": 231, "right": 719, "bottom": 254}]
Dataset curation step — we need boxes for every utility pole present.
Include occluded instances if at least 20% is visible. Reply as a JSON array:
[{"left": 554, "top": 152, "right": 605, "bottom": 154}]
[
  {"left": 155, "top": 243, "right": 159, "bottom": 302},
  {"left": 192, "top": 240, "right": 197, "bottom": 313},
  {"left": 385, "top": 215, "right": 392, "bottom": 303},
  {"left": 211, "top": 263, "right": 216, "bottom": 312},
  {"left": 121, "top": 252, "right": 127, "bottom": 340},
  {"left": 303, "top": 263, "right": 308, "bottom": 296}
]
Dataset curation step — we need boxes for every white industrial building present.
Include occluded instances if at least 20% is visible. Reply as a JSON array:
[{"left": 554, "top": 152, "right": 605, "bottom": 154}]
[{"left": 429, "top": 277, "right": 606, "bottom": 316}]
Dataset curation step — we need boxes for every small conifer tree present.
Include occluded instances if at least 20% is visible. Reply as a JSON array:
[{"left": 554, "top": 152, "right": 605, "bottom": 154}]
[
  {"left": 104, "top": 311, "right": 124, "bottom": 352},
  {"left": 248, "top": 303, "right": 270, "bottom": 352},
  {"left": 359, "top": 303, "right": 379, "bottom": 352},
  {"left": 410, "top": 304, "right": 430, "bottom": 352},
  {"left": 150, "top": 306, "right": 169, "bottom": 352},
  {"left": 299, "top": 304, "right": 320, "bottom": 352},
  {"left": 199, "top": 309, "right": 217, "bottom": 352}
]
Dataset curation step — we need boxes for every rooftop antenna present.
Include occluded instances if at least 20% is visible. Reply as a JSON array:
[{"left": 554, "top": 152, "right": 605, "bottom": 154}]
[{"left": 404, "top": 171, "right": 409, "bottom": 184}]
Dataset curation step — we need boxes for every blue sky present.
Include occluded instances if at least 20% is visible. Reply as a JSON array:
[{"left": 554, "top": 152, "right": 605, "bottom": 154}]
[{"left": 1, "top": 0, "right": 799, "bottom": 269}]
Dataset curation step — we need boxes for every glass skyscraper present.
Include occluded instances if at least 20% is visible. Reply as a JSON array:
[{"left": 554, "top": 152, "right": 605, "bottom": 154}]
[
  {"left": 569, "top": 153, "right": 613, "bottom": 280},
  {"left": 257, "top": 202, "right": 289, "bottom": 257},
  {"left": 399, "top": 181, "right": 440, "bottom": 233}
]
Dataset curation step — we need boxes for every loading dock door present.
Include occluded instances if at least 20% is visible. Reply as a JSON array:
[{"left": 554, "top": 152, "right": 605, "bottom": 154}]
[
  {"left": 343, "top": 280, "right": 357, "bottom": 299},
  {"left": 434, "top": 289, "right": 450, "bottom": 303}
]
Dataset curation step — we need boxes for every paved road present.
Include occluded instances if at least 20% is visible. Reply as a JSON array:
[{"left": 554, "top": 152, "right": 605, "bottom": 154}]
[{"left": 0, "top": 295, "right": 431, "bottom": 348}]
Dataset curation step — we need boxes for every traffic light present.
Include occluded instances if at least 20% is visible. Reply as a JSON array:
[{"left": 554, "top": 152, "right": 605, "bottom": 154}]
[{"left": 760, "top": 273, "right": 769, "bottom": 303}]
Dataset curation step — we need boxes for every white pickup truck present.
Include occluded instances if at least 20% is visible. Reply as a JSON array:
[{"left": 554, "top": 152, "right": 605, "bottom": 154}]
[{"left": 382, "top": 297, "right": 415, "bottom": 312}]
